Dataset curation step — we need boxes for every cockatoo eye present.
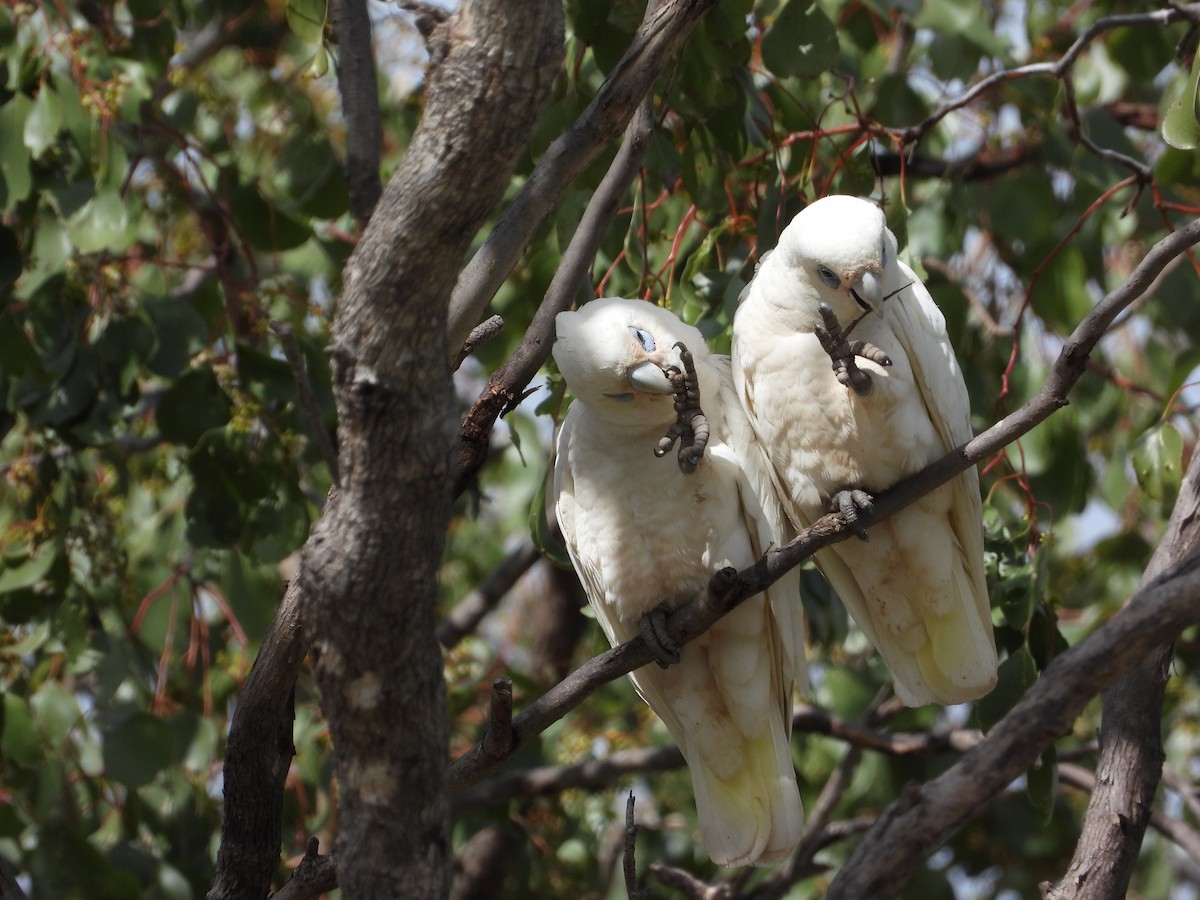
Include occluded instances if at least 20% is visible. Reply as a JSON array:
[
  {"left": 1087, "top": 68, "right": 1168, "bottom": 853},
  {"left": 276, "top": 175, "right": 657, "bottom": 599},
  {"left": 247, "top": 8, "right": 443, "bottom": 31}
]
[
  {"left": 881, "top": 241, "right": 889, "bottom": 267},
  {"left": 628, "top": 326, "right": 656, "bottom": 352},
  {"left": 816, "top": 265, "right": 841, "bottom": 288}
]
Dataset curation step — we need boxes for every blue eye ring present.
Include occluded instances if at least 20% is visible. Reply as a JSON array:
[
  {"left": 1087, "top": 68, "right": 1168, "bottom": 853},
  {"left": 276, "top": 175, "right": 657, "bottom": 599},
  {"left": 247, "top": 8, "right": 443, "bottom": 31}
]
[
  {"left": 881, "top": 242, "right": 889, "bottom": 267},
  {"left": 817, "top": 265, "right": 841, "bottom": 288},
  {"left": 628, "top": 326, "right": 656, "bottom": 352}
]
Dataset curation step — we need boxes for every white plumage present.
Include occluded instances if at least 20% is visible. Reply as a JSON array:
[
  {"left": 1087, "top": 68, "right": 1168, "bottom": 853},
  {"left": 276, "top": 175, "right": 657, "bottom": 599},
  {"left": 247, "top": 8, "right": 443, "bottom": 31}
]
[
  {"left": 552, "top": 297, "right": 806, "bottom": 867},
  {"left": 732, "top": 195, "right": 997, "bottom": 707}
]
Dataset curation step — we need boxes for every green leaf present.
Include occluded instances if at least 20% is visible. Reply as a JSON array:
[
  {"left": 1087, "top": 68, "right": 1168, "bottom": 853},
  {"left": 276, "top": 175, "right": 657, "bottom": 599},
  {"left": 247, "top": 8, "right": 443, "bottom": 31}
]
[
  {"left": 529, "top": 467, "right": 572, "bottom": 569},
  {"left": 1162, "top": 50, "right": 1200, "bottom": 151},
  {"left": 156, "top": 368, "right": 233, "bottom": 446},
  {"left": 976, "top": 648, "right": 1037, "bottom": 731},
  {"left": 23, "top": 83, "right": 63, "bottom": 158},
  {"left": 0, "top": 94, "right": 34, "bottom": 212},
  {"left": 287, "top": 0, "right": 328, "bottom": 43},
  {"left": 30, "top": 683, "right": 80, "bottom": 750},
  {"left": 68, "top": 186, "right": 130, "bottom": 254},
  {"left": 2, "top": 693, "right": 41, "bottom": 768},
  {"left": 0, "top": 542, "right": 57, "bottom": 593},
  {"left": 1026, "top": 744, "right": 1058, "bottom": 825},
  {"left": 101, "top": 710, "right": 174, "bottom": 789},
  {"left": 761, "top": 0, "right": 838, "bottom": 79},
  {"left": 1132, "top": 421, "right": 1184, "bottom": 506}
]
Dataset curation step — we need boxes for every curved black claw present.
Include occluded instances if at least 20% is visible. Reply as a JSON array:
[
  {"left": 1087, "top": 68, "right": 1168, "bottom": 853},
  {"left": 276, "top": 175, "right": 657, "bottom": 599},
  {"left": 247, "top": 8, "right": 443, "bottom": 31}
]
[
  {"left": 830, "top": 488, "right": 874, "bottom": 541},
  {"left": 654, "top": 342, "right": 709, "bottom": 474},
  {"left": 814, "top": 304, "right": 892, "bottom": 396},
  {"left": 640, "top": 606, "right": 681, "bottom": 668}
]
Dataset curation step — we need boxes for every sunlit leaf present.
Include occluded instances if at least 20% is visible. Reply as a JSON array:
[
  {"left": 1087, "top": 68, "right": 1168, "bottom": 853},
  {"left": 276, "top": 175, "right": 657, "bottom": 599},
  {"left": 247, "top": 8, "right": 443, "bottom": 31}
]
[
  {"left": 287, "top": 0, "right": 328, "bottom": 44},
  {"left": 23, "top": 83, "right": 62, "bottom": 158}
]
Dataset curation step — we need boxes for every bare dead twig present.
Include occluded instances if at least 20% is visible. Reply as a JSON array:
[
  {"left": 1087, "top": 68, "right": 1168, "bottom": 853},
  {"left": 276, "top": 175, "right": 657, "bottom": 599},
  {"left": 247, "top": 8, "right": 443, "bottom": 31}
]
[
  {"left": 624, "top": 792, "right": 645, "bottom": 899},
  {"left": 454, "top": 315, "right": 505, "bottom": 370}
]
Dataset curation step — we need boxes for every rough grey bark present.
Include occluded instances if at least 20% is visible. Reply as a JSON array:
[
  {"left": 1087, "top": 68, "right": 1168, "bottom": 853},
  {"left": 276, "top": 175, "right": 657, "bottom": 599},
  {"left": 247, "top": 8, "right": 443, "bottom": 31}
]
[
  {"left": 300, "top": 1, "right": 563, "bottom": 898},
  {"left": 1043, "top": 440, "right": 1200, "bottom": 899}
]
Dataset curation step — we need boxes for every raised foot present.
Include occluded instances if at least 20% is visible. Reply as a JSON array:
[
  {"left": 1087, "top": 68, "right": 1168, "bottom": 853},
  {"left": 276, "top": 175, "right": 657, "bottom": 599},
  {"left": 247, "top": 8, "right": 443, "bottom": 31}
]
[
  {"left": 830, "top": 487, "right": 874, "bottom": 541},
  {"left": 639, "top": 605, "right": 681, "bottom": 668},
  {"left": 814, "top": 303, "right": 893, "bottom": 396},
  {"left": 653, "top": 341, "right": 710, "bottom": 474}
]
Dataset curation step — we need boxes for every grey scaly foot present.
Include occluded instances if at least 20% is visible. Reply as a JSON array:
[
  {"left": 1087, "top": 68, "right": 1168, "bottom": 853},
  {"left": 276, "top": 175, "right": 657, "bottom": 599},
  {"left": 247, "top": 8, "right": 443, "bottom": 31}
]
[
  {"left": 830, "top": 487, "right": 874, "bottom": 541},
  {"left": 639, "top": 605, "right": 681, "bottom": 668},
  {"left": 653, "top": 341, "right": 710, "bottom": 474},
  {"left": 814, "top": 303, "right": 893, "bottom": 396}
]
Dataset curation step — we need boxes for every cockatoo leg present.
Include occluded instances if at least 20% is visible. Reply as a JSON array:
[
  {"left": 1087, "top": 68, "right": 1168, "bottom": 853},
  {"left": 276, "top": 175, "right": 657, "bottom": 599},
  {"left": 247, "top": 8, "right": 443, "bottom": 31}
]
[
  {"left": 639, "top": 605, "right": 682, "bottom": 668},
  {"left": 829, "top": 487, "right": 874, "bottom": 541},
  {"left": 813, "top": 303, "right": 893, "bottom": 396},
  {"left": 654, "top": 341, "right": 710, "bottom": 474}
]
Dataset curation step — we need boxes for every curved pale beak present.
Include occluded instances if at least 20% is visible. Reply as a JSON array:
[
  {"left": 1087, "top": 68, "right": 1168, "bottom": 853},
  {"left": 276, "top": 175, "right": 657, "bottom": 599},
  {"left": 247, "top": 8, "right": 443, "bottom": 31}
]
[
  {"left": 628, "top": 360, "right": 675, "bottom": 394},
  {"left": 853, "top": 269, "right": 884, "bottom": 308}
]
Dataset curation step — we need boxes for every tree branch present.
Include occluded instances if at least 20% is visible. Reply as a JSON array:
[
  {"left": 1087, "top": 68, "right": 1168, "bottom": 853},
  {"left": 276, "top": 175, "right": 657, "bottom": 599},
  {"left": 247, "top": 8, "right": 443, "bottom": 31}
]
[
  {"left": 1043, "top": 440, "right": 1200, "bottom": 899},
  {"left": 825, "top": 553, "right": 1200, "bottom": 898},
  {"left": 445, "top": 0, "right": 718, "bottom": 356},
  {"left": 272, "top": 838, "right": 338, "bottom": 900},
  {"left": 207, "top": 578, "right": 306, "bottom": 900},
  {"left": 446, "top": 219, "right": 1200, "bottom": 797},
  {"left": 330, "top": 0, "right": 383, "bottom": 226},
  {"left": 300, "top": 0, "right": 564, "bottom": 896},
  {"left": 455, "top": 96, "right": 658, "bottom": 493},
  {"left": 1056, "top": 764, "right": 1200, "bottom": 865}
]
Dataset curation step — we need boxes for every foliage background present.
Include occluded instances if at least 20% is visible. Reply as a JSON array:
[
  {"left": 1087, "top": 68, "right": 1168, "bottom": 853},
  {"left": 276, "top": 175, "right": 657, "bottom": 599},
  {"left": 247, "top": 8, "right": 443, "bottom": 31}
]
[{"left": 1, "top": 0, "right": 1199, "bottom": 897}]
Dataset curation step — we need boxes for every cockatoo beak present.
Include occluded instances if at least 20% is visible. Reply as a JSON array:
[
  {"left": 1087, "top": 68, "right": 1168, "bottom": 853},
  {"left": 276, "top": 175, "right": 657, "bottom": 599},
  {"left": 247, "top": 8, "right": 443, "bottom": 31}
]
[
  {"left": 628, "top": 359, "right": 675, "bottom": 394},
  {"left": 848, "top": 269, "right": 883, "bottom": 313}
]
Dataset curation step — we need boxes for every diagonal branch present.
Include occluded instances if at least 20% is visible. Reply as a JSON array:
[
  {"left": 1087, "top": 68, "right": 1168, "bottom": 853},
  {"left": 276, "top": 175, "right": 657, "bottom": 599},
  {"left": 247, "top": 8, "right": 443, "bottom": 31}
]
[
  {"left": 455, "top": 97, "right": 659, "bottom": 493},
  {"left": 445, "top": 0, "right": 719, "bottom": 356},
  {"left": 1043, "top": 439, "right": 1200, "bottom": 899},
  {"left": 825, "top": 553, "right": 1200, "bottom": 898},
  {"left": 446, "top": 218, "right": 1200, "bottom": 795}
]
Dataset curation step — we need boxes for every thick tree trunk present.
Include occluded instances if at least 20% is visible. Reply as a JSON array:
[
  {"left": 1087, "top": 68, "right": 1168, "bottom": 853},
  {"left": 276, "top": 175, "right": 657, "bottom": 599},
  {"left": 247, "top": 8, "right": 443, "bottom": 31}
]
[{"left": 301, "top": 1, "right": 563, "bottom": 897}]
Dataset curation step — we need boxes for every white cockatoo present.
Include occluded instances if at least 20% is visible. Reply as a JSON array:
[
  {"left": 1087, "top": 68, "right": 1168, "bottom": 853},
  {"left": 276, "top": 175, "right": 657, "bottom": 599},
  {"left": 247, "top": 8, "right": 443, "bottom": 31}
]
[
  {"left": 552, "top": 297, "right": 807, "bottom": 867},
  {"left": 732, "top": 195, "right": 997, "bottom": 708}
]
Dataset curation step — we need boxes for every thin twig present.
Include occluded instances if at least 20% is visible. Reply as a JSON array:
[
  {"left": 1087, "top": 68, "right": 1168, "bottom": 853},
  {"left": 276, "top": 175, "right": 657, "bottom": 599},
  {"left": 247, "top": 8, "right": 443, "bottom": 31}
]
[
  {"left": 454, "top": 315, "right": 505, "bottom": 370},
  {"left": 624, "top": 792, "right": 643, "bottom": 899}
]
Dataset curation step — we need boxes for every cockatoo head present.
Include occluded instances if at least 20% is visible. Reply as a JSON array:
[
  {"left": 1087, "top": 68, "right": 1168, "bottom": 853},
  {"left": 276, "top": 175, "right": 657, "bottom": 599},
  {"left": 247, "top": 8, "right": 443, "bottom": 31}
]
[
  {"left": 776, "top": 195, "right": 901, "bottom": 317},
  {"left": 553, "top": 298, "right": 703, "bottom": 427}
]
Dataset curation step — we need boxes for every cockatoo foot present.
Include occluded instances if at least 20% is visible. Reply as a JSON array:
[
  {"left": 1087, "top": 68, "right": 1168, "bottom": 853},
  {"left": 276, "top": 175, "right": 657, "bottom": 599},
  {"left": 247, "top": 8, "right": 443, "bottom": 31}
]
[
  {"left": 814, "top": 303, "right": 893, "bottom": 396},
  {"left": 639, "top": 605, "right": 682, "bottom": 668},
  {"left": 653, "top": 341, "right": 710, "bottom": 473},
  {"left": 830, "top": 488, "right": 874, "bottom": 541}
]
